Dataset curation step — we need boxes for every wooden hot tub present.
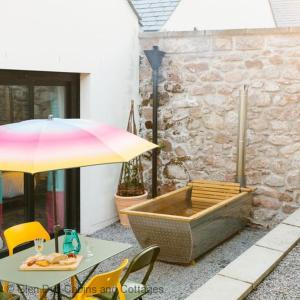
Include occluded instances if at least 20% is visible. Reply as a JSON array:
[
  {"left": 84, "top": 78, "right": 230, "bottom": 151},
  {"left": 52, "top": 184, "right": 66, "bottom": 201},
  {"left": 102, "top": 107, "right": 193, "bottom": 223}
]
[{"left": 122, "top": 180, "right": 253, "bottom": 264}]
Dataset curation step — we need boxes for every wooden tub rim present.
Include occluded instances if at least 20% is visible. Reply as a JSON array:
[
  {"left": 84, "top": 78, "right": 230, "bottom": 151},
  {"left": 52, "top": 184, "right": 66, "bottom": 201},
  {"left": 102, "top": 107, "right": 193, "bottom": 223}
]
[{"left": 121, "top": 186, "right": 251, "bottom": 223}]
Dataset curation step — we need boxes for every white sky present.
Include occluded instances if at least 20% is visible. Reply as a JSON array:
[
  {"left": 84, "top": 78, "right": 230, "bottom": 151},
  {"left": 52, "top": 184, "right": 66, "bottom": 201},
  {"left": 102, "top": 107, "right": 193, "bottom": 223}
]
[{"left": 163, "top": 0, "right": 275, "bottom": 31}]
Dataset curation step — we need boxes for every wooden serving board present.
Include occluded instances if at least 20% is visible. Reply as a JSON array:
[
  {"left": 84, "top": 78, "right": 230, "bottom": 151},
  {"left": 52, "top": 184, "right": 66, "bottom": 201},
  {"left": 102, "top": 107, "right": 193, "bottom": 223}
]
[{"left": 20, "top": 255, "right": 83, "bottom": 271}]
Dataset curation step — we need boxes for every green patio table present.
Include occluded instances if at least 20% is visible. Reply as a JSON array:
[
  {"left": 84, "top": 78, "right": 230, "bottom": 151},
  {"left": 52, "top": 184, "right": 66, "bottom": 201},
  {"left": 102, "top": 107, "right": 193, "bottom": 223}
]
[{"left": 0, "top": 235, "right": 131, "bottom": 299}]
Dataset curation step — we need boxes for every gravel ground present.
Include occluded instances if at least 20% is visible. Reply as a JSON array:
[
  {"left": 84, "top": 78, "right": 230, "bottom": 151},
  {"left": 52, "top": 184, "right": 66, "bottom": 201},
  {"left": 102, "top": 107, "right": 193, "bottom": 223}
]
[
  {"left": 247, "top": 242, "right": 300, "bottom": 300},
  {"left": 9, "top": 223, "right": 268, "bottom": 300},
  {"left": 90, "top": 223, "right": 267, "bottom": 300}
]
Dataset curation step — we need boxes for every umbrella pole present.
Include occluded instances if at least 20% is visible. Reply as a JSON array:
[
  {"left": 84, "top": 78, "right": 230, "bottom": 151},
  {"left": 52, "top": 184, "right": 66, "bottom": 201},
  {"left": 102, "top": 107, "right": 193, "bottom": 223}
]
[
  {"left": 52, "top": 171, "right": 60, "bottom": 253},
  {"left": 53, "top": 170, "right": 58, "bottom": 225},
  {"left": 52, "top": 171, "right": 62, "bottom": 299}
]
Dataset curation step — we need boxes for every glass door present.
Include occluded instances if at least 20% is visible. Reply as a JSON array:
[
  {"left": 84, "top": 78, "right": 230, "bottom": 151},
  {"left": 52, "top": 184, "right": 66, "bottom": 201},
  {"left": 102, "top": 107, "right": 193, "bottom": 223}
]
[
  {"left": 0, "top": 85, "right": 30, "bottom": 251},
  {"left": 0, "top": 71, "right": 80, "bottom": 255},
  {"left": 34, "top": 86, "right": 66, "bottom": 232}
]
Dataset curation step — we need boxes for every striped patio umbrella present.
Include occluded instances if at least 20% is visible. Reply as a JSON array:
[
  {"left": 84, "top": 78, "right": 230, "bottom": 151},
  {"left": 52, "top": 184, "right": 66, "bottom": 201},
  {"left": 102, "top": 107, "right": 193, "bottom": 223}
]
[
  {"left": 0, "top": 117, "right": 157, "bottom": 248},
  {"left": 0, "top": 117, "right": 156, "bottom": 174}
]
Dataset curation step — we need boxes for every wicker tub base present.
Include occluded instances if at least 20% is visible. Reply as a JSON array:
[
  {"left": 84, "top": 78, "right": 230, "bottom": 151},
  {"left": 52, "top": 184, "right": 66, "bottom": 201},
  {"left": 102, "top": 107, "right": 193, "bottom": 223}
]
[{"left": 122, "top": 180, "right": 253, "bottom": 264}]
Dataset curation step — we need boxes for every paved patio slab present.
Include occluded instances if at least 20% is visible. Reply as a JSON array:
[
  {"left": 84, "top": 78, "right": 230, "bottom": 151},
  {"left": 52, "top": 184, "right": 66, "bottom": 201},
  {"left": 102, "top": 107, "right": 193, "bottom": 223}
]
[
  {"left": 282, "top": 209, "right": 300, "bottom": 228},
  {"left": 247, "top": 242, "right": 300, "bottom": 299},
  {"left": 185, "top": 275, "right": 252, "bottom": 300},
  {"left": 255, "top": 223, "right": 300, "bottom": 252},
  {"left": 219, "top": 245, "right": 284, "bottom": 287},
  {"left": 186, "top": 209, "right": 300, "bottom": 300}
]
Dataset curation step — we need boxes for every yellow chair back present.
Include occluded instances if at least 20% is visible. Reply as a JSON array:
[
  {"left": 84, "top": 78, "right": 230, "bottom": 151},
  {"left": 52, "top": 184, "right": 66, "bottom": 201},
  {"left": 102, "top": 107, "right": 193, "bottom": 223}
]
[
  {"left": 4, "top": 221, "right": 50, "bottom": 256},
  {"left": 74, "top": 259, "right": 128, "bottom": 300}
]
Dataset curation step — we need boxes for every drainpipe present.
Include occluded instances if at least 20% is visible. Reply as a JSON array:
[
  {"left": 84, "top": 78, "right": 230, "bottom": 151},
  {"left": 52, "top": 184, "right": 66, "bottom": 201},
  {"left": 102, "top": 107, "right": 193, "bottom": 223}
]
[
  {"left": 144, "top": 46, "right": 165, "bottom": 197},
  {"left": 236, "top": 85, "right": 248, "bottom": 187}
]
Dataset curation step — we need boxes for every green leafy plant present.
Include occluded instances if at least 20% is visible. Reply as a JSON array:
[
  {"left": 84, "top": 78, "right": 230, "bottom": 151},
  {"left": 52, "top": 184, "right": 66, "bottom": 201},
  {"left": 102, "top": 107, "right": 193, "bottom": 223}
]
[
  {"left": 117, "top": 101, "right": 146, "bottom": 197},
  {"left": 123, "top": 160, "right": 140, "bottom": 186},
  {"left": 117, "top": 157, "right": 145, "bottom": 197}
]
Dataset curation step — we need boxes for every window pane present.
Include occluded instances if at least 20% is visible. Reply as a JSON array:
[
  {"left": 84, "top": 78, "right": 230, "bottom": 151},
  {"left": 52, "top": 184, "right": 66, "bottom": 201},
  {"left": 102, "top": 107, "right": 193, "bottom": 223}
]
[
  {"left": 0, "top": 85, "right": 30, "bottom": 124},
  {"left": 0, "top": 172, "right": 26, "bottom": 251},
  {"left": 34, "top": 86, "right": 65, "bottom": 119},
  {"left": 0, "top": 85, "right": 29, "bottom": 251},
  {"left": 34, "top": 171, "right": 66, "bottom": 233}
]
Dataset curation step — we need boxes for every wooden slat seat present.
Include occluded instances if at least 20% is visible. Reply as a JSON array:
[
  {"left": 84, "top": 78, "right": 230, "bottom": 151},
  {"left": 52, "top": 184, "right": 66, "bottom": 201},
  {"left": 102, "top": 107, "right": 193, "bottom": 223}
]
[
  {"left": 191, "top": 179, "right": 241, "bottom": 186},
  {"left": 189, "top": 180, "right": 241, "bottom": 212}
]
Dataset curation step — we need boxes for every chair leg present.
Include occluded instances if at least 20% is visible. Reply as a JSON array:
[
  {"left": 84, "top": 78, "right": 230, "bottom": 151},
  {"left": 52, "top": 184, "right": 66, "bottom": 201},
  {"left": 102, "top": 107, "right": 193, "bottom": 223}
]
[
  {"left": 117, "top": 282, "right": 125, "bottom": 300},
  {"left": 2, "top": 281, "right": 8, "bottom": 293},
  {"left": 39, "top": 289, "right": 47, "bottom": 299},
  {"left": 71, "top": 276, "right": 77, "bottom": 294}
]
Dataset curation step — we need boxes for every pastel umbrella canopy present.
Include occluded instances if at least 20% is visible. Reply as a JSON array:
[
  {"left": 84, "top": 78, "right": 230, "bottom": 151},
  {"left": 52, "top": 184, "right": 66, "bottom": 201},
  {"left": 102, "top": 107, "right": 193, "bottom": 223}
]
[
  {"left": 0, "top": 118, "right": 157, "bottom": 174},
  {"left": 0, "top": 117, "right": 156, "bottom": 295}
]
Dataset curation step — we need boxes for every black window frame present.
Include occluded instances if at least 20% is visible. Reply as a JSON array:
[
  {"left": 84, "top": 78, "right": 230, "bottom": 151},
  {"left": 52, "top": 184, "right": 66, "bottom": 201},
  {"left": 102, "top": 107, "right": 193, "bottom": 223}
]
[{"left": 0, "top": 69, "right": 80, "bottom": 257}]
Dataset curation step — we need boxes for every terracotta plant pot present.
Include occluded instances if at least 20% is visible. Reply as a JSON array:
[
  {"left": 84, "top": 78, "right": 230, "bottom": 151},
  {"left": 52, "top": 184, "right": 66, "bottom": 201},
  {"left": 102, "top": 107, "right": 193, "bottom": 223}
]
[{"left": 115, "top": 191, "right": 148, "bottom": 227}]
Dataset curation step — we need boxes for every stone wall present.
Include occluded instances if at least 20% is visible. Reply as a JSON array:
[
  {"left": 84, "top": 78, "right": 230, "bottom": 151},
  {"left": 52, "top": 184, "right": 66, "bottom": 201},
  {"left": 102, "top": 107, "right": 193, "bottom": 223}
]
[{"left": 139, "top": 28, "right": 300, "bottom": 226}]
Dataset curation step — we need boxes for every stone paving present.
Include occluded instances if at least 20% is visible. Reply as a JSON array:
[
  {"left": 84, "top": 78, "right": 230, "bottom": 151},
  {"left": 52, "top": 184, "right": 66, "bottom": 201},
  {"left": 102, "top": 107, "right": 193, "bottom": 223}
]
[
  {"left": 247, "top": 242, "right": 300, "bottom": 300},
  {"left": 186, "top": 209, "right": 300, "bottom": 300}
]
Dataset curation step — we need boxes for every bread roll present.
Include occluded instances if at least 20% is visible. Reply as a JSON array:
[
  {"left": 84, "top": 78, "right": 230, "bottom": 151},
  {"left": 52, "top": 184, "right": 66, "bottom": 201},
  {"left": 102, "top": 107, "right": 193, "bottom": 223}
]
[
  {"left": 47, "top": 253, "right": 68, "bottom": 264},
  {"left": 35, "top": 260, "right": 50, "bottom": 267},
  {"left": 59, "top": 257, "right": 77, "bottom": 265}
]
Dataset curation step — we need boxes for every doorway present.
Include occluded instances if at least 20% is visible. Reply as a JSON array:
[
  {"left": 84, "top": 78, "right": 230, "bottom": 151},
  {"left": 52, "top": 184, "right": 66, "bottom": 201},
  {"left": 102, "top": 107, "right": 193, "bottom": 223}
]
[{"left": 0, "top": 70, "right": 80, "bottom": 255}]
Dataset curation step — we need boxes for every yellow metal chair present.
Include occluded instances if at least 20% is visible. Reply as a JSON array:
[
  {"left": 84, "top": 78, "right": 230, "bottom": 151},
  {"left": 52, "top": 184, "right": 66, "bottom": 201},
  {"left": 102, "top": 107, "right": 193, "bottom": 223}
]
[
  {"left": 0, "top": 282, "right": 20, "bottom": 300},
  {"left": 4, "top": 221, "right": 51, "bottom": 256},
  {"left": 73, "top": 259, "right": 128, "bottom": 300},
  {"left": 3, "top": 221, "right": 50, "bottom": 298},
  {"left": 3, "top": 221, "right": 78, "bottom": 298}
]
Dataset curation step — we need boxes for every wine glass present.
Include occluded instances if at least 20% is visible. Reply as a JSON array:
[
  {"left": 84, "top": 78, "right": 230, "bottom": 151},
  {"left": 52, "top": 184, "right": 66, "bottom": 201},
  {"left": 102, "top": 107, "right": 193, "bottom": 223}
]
[
  {"left": 83, "top": 236, "right": 93, "bottom": 258},
  {"left": 34, "top": 238, "right": 44, "bottom": 256}
]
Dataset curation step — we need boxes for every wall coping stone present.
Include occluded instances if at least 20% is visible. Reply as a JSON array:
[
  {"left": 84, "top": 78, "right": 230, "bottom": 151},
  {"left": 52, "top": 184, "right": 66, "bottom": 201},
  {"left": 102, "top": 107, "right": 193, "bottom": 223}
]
[{"left": 140, "top": 27, "right": 300, "bottom": 39}]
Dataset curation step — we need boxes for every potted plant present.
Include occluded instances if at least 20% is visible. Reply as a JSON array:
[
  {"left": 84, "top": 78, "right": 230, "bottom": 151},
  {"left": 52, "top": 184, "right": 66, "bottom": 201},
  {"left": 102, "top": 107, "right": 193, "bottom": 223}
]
[{"left": 115, "top": 101, "right": 148, "bottom": 227}]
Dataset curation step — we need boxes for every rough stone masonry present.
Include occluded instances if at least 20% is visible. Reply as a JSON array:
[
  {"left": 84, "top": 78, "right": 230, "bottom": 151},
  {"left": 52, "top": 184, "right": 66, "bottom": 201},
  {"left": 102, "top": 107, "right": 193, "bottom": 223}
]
[{"left": 139, "top": 28, "right": 300, "bottom": 227}]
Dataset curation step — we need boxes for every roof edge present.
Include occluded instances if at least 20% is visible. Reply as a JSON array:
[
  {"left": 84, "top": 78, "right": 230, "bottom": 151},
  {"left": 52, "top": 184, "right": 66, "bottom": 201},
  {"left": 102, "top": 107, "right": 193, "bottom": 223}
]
[
  {"left": 267, "top": 0, "right": 278, "bottom": 27},
  {"left": 126, "top": 0, "right": 142, "bottom": 22},
  {"left": 160, "top": 0, "right": 181, "bottom": 31}
]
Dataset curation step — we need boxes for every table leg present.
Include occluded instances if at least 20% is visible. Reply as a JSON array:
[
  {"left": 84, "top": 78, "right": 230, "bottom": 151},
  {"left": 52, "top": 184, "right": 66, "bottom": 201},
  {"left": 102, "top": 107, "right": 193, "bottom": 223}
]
[
  {"left": 16, "top": 284, "right": 27, "bottom": 300},
  {"left": 72, "top": 263, "right": 99, "bottom": 298},
  {"left": 57, "top": 284, "right": 62, "bottom": 300},
  {"left": 52, "top": 287, "right": 56, "bottom": 300},
  {"left": 74, "top": 276, "right": 81, "bottom": 285},
  {"left": 47, "top": 287, "right": 69, "bottom": 300}
]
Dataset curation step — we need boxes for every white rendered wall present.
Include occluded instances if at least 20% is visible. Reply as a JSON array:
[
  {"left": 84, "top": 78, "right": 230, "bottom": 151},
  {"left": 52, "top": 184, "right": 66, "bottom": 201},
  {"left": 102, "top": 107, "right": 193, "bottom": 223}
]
[
  {"left": 163, "top": 0, "right": 275, "bottom": 31},
  {"left": 0, "top": 0, "right": 140, "bottom": 234}
]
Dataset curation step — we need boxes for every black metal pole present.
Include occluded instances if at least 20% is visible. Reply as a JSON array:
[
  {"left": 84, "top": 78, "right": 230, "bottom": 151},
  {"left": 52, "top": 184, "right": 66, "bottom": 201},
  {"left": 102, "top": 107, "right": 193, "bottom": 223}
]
[
  {"left": 47, "top": 115, "right": 61, "bottom": 299},
  {"left": 52, "top": 170, "right": 61, "bottom": 252},
  {"left": 152, "top": 68, "right": 159, "bottom": 198},
  {"left": 144, "top": 46, "right": 165, "bottom": 198},
  {"left": 53, "top": 170, "right": 58, "bottom": 226},
  {"left": 52, "top": 170, "right": 62, "bottom": 299}
]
